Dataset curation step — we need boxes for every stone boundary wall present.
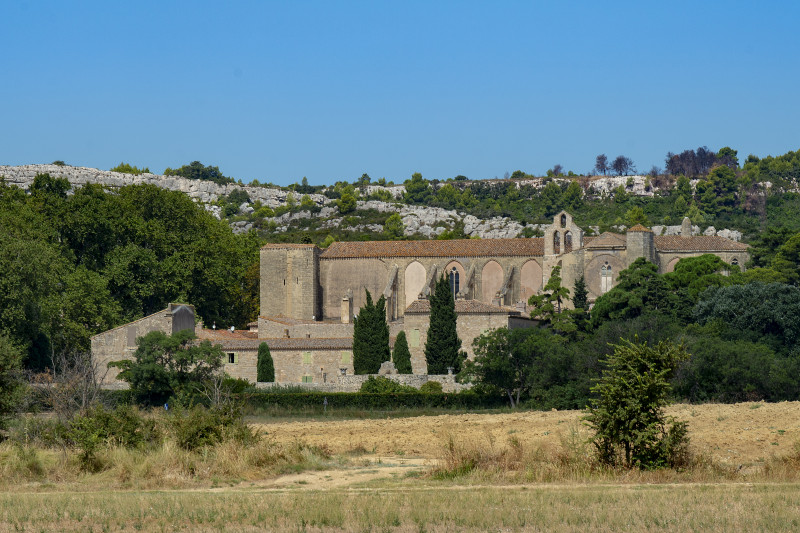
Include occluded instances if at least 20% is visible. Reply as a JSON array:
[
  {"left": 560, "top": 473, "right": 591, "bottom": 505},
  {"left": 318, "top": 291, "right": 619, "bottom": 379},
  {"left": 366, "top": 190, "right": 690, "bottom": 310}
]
[{"left": 256, "top": 374, "right": 469, "bottom": 393}]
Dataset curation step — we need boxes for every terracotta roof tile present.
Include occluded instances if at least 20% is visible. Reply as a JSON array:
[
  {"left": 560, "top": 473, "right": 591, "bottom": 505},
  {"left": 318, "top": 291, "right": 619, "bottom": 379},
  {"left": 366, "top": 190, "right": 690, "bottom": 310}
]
[
  {"left": 207, "top": 337, "right": 353, "bottom": 350},
  {"left": 627, "top": 224, "right": 652, "bottom": 232},
  {"left": 405, "top": 299, "right": 521, "bottom": 315},
  {"left": 320, "top": 238, "right": 543, "bottom": 259},
  {"left": 584, "top": 232, "right": 627, "bottom": 249},
  {"left": 197, "top": 329, "right": 258, "bottom": 341},
  {"left": 259, "top": 315, "right": 319, "bottom": 326},
  {"left": 654, "top": 235, "right": 748, "bottom": 252},
  {"left": 260, "top": 243, "right": 318, "bottom": 250}
]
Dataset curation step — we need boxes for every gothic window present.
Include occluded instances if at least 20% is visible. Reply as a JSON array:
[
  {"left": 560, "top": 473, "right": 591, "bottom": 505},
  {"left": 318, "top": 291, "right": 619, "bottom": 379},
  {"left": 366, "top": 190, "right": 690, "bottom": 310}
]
[
  {"left": 601, "top": 262, "right": 612, "bottom": 294},
  {"left": 560, "top": 214, "right": 567, "bottom": 228},
  {"left": 553, "top": 231, "right": 561, "bottom": 254},
  {"left": 449, "top": 267, "right": 460, "bottom": 297},
  {"left": 564, "top": 231, "right": 573, "bottom": 253},
  {"left": 731, "top": 258, "right": 739, "bottom": 266}
]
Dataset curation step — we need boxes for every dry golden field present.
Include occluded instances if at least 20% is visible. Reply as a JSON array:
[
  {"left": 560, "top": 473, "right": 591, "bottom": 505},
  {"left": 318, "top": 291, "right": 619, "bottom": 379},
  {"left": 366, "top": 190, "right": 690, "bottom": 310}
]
[
  {"left": 2, "top": 402, "right": 800, "bottom": 531},
  {"left": 256, "top": 401, "right": 800, "bottom": 466}
]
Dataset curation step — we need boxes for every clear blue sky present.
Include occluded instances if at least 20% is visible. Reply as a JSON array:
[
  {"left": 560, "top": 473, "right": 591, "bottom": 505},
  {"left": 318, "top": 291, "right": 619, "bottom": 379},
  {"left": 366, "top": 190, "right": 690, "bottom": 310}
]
[{"left": 2, "top": 1, "right": 798, "bottom": 186}]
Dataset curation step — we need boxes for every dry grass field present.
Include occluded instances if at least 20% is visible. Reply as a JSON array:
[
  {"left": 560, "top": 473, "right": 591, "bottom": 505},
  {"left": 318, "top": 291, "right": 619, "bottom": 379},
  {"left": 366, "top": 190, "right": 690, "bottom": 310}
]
[
  {"left": 255, "top": 401, "right": 800, "bottom": 466},
  {"left": 2, "top": 402, "right": 800, "bottom": 531}
]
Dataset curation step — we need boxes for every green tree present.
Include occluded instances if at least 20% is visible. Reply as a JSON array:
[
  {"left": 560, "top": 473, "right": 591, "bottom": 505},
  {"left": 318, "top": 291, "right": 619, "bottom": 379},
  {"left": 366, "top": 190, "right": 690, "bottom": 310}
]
[
  {"left": 528, "top": 266, "right": 576, "bottom": 333},
  {"left": 694, "top": 282, "right": 800, "bottom": 351},
  {"left": 352, "top": 290, "right": 390, "bottom": 374},
  {"left": 425, "top": 275, "right": 463, "bottom": 374},
  {"left": 675, "top": 175, "right": 692, "bottom": 202},
  {"left": 572, "top": 275, "right": 588, "bottom": 311},
  {"left": 110, "top": 162, "right": 150, "bottom": 175},
  {"left": 337, "top": 193, "right": 356, "bottom": 214},
  {"left": 164, "top": 161, "right": 232, "bottom": 185},
  {"left": 591, "top": 258, "right": 673, "bottom": 328},
  {"left": 540, "top": 181, "right": 563, "bottom": 215},
  {"left": 584, "top": 339, "right": 690, "bottom": 469},
  {"left": 392, "top": 330, "right": 413, "bottom": 374},
  {"left": 0, "top": 332, "right": 26, "bottom": 430},
  {"left": 468, "top": 327, "right": 558, "bottom": 407},
  {"left": 624, "top": 206, "right": 648, "bottom": 227},
  {"left": 111, "top": 330, "right": 224, "bottom": 405},
  {"left": 403, "top": 172, "right": 432, "bottom": 204},
  {"left": 256, "top": 342, "right": 275, "bottom": 382},
  {"left": 563, "top": 181, "right": 583, "bottom": 210},
  {"left": 383, "top": 213, "right": 405, "bottom": 239}
]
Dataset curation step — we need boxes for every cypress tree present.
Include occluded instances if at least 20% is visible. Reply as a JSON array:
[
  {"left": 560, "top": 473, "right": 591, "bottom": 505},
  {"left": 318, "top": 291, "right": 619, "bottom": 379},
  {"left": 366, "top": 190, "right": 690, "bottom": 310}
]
[
  {"left": 424, "top": 274, "right": 462, "bottom": 374},
  {"left": 573, "top": 275, "right": 588, "bottom": 310},
  {"left": 352, "top": 290, "right": 390, "bottom": 374},
  {"left": 392, "top": 330, "right": 413, "bottom": 374},
  {"left": 256, "top": 342, "right": 274, "bottom": 382}
]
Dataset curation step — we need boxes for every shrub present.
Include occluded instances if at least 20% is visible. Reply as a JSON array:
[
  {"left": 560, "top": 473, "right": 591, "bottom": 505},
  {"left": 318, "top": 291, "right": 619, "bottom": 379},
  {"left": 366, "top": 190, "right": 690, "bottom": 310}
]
[
  {"left": 243, "top": 390, "right": 503, "bottom": 410},
  {"left": 166, "top": 405, "right": 254, "bottom": 451},
  {"left": 584, "top": 339, "right": 690, "bottom": 469},
  {"left": 419, "top": 381, "right": 443, "bottom": 393}
]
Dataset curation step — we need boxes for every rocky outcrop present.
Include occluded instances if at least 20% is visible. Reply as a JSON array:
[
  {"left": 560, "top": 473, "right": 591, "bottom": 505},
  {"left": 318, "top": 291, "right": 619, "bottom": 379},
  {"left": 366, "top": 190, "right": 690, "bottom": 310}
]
[
  {"left": 0, "top": 164, "right": 743, "bottom": 241},
  {"left": 650, "top": 224, "right": 742, "bottom": 241},
  {"left": 0, "top": 164, "right": 327, "bottom": 208}
]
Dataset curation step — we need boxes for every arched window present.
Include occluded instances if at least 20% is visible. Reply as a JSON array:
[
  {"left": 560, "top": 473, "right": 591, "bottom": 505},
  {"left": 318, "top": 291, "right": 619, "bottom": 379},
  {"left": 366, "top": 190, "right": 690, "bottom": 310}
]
[
  {"left": 560, "top": 214, "right": 567, "bottom": 228},
  {"left": 601, "top": 262, "right": 613, "bottom": 294},
  {"left": 449, "top": 267, "right": 460, "bottom": 298},
  {"left": 731, "top": 258, "right": 739, "bottom": 266},
  {"left": 564, "top": 231, "right": 573, "bottom": 253},
  {"left": 553, "top": 231, "right": 561, "bottom": 254}
]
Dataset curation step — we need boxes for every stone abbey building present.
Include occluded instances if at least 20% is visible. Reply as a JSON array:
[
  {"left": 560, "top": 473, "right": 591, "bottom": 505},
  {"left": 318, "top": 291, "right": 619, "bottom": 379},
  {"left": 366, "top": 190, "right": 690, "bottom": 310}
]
[{"left": 93, "top": 211, "right": 748, "bottom": 387}]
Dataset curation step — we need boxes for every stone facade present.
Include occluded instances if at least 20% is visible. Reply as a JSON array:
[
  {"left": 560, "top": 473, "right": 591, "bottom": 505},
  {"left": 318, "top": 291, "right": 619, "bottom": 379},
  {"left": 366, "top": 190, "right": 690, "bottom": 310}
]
[{"left": 91, "top": 304, "right": 197, "bottom": 385}]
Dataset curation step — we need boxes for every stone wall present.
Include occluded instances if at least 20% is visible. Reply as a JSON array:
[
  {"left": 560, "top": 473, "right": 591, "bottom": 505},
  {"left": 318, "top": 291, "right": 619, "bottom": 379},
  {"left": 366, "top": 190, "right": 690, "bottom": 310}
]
[
  {"left": 256, "top": 373, "right": 468, "bottom": 393},
  {"left": 404, "top": 307, "right": 527, "bottom": 374}
]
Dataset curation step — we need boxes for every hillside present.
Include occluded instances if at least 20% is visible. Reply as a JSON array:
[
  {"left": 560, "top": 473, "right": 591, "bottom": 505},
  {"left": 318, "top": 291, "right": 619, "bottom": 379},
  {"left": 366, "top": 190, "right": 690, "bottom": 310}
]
[{"left": 3, "top": 160, "right": 782, "bottom": 242}]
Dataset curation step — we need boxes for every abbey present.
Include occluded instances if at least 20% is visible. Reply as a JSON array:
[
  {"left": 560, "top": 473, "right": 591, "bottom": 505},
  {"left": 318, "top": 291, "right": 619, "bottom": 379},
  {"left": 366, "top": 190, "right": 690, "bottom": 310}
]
[
  {"left": 260, "top": 211, "right": 748, "bottom": 323},
  {"left": 93, "top": 211, "right": 747, "bottom": 386}
]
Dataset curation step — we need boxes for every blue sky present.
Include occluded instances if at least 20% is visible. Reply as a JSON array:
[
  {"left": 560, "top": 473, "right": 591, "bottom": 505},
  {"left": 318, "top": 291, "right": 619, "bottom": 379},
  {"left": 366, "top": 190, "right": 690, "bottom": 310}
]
[{"left": 2, "top": 1, "right": 798, "bottom": 185}]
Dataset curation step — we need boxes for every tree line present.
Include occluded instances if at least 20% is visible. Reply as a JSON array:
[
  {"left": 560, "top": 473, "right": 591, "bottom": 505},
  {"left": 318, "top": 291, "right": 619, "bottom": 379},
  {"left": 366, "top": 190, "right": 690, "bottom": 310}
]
[{"left": 0, "top": 174, "right": 260, "bottom": 373}]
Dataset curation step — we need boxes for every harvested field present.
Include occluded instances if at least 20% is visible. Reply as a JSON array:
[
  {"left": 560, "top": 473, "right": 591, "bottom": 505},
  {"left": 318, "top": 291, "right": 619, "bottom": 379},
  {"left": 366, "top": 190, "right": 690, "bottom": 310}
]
[{"left": 254, "top": 401, "right": 800, "bottom": 465}]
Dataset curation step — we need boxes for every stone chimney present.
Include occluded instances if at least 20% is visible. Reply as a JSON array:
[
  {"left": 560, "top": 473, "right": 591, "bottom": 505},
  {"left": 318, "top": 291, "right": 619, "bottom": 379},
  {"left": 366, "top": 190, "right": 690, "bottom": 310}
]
[
  {"left": 341, "top": 290, "right": 353, "bottom": 324},
  {"left": 680, "top": 217, "right": 692, "bottom": 237}
]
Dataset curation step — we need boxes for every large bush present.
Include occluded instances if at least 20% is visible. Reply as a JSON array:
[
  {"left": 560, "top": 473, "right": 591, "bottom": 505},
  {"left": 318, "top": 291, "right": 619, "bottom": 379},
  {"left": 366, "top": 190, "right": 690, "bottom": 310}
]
[{"left": 585, "top": 339, "right": 690, "bottom": 469}]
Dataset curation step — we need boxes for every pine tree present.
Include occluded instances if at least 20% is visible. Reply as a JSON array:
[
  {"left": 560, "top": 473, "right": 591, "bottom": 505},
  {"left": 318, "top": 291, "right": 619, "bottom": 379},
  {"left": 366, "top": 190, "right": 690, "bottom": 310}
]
[
  {"left": 392, "top": 330, "right": 413, "bottom": 374},
  {"left": 424, "top": 275, "right": 463, "bottom": 374},
  {"left": 256, "top": 342, "right": 274, "bottom": 382},
  {"left": 353, "top": 290, "right": 390, "bottom": 374}
]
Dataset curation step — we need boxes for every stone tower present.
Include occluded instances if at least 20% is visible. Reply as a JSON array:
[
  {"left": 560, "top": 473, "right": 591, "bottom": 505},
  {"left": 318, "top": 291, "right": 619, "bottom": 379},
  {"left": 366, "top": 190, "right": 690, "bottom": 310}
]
[
  {"left": 625, "top": 224, "right": 655, "bottom": 266},
  {"left": 260, "top": 244, "right": 320, "bottom": 320}
]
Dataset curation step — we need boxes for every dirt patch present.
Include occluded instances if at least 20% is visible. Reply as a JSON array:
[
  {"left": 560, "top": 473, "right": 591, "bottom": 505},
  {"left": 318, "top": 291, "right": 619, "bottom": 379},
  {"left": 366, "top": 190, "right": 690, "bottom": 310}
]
[{"left": 253, "top": 402, "right": 800, "bottom": 466}]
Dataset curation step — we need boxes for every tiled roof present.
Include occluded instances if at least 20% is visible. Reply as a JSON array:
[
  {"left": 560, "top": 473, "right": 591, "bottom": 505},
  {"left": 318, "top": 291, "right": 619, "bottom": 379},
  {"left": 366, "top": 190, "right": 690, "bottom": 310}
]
[
  {"left": 197, "top": 328, "right": 258, "bottom": 341},
  {"left": 405, "top": 299, "right": 521, "bottom": 315},
  {"left": 261, "top": 243, "right": 318, "bottom": 250},
  {"left": 654, "top": 235, "right": 748, "bottom": 252},
  {"left": 259, "top": 315, "right": 319, "bottom": 326},
  {"left": 584, "top": 232, "right": 627, "bottom": 249},
  {"left": 207, "top": 337, "right": 353, "bottom": 351},
  {"left": 627, "top": 224, "right": 652, "bottom": 232},
  {"left": 321, "top": 238, "right": 544, "bottom": 259}
]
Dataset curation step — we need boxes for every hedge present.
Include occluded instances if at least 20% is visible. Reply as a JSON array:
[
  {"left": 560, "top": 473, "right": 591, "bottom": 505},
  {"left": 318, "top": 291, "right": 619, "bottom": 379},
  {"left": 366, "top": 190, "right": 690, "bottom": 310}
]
[{"left": 241, "top": 391, "right": 505, "bottom": 410}]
